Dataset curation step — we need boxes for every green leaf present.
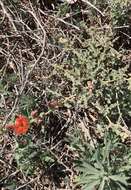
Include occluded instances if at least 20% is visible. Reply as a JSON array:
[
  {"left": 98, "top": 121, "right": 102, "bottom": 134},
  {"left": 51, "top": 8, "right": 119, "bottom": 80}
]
[
  {"left": 78, "top": 163, "right": 100, "bottom": 175},
  {"left": 115, "top": 181, "right": 127, "bottom": 190},
  {"left": 82, "top": 179, "right": 100, "bottom": 190},
  {"left": 98, "top": 178, "right": 106, "bottom": 190},
  {"left": 102, "top": 139, "right": 111, "bottom": 163},
  {"left": 4, "top": 183, "right": 16, "bottom": 190},
  {"left": 44, "top": 156, "right": 54, "bottom": 163},
  {"left": 77, "top": 174, "right": 100, "bottom": 185},
  {"left": 94, "top": 161, "right": 104, "bottom": 173},
  {"left": 109, "top": 174, "right": 128, "bottom": 186}
]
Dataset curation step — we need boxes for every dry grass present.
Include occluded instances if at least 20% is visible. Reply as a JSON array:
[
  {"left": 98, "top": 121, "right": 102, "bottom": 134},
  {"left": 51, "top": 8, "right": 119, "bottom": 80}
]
[{"left": 0, "top": 0, "right": 131, "bottom": 189}]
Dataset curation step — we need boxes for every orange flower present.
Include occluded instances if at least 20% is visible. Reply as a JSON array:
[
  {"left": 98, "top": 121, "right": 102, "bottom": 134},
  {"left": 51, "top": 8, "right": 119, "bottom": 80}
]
[{"left": 7, "top": 115, "right": 30, "bottom": 135}]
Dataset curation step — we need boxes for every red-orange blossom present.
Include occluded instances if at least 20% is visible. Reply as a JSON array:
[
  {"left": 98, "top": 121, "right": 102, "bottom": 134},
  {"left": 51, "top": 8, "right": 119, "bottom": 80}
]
[{"left": 6, "top": 115, "right": 30, "bottom": 135}]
